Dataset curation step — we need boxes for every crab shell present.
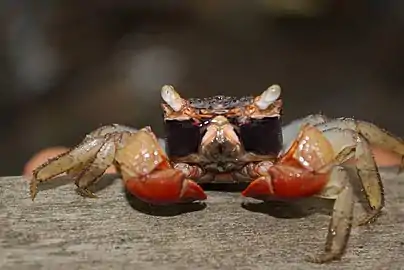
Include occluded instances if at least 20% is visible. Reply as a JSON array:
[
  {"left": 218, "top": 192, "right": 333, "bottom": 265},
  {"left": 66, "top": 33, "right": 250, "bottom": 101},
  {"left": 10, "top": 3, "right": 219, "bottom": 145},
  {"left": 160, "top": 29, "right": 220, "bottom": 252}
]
[{"left": 160, "top": 85, "right": 284, "bottom": 176}]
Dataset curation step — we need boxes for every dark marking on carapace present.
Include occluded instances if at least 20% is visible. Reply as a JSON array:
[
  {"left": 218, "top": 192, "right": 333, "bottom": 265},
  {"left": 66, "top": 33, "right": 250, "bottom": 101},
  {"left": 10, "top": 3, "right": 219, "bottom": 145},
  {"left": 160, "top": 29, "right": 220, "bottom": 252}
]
[
  {"left": 164, "top": 119, "right": 203, "bottom": 157},
  {"left": 239, "top": 117, "right": 283, "bottom": 156}
]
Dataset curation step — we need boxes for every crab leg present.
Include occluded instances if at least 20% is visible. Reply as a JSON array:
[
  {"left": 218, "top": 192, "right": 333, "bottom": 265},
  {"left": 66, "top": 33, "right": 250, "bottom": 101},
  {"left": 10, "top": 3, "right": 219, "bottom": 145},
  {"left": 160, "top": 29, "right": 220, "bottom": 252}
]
[
  {"left": 316, "top": 126, "right": 384, "bottom": 225},
  {"left": 115, "top": 128, "right": 207, "bottom": 205},
  {"left": 70, "top": 140, "right": 116, "bottom": 198},
  {"left": 307, "top": 167, "right": 354, "bottom": 263},
  {"left": 284, "top": 114, "right": 404, "bottom": 168},
  {"left": 29, "top": 124, "right": 143, "bottom": 200},
  {"left": 307, "top": 127, "right": 384, "bottom": 262},
  {"left": 314, "top": 116, "right": 404, "bottom": 168},
  {"left": 244, "top": 122, "right": 385, "bottom": 222},
  {"left": 242, "top": 124, "right": 383, "bottom": 263},
  {"left": 30, "top": 137, "right": 106, "bottom": 200},
  {"left": 242, "top": 124, "right": 335, "bottom": 199},
  {"left": 281, "top": 116, "right": 390, "bottom": 223}
]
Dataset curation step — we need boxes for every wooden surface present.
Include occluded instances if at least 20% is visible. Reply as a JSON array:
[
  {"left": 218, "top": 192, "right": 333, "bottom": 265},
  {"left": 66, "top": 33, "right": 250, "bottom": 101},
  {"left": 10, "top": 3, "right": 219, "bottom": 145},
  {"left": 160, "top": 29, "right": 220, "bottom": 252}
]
[{"left": 1, "top": 168, "right": 404, "bottom": 270}]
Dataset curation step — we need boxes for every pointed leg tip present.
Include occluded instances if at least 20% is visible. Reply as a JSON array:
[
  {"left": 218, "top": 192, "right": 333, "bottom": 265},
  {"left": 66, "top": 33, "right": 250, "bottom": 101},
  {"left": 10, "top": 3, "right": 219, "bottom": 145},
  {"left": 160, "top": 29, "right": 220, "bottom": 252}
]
[
  {"left": 305, "top": 253, "right": 341, "bottom": 264},
  {"left": 76, "top": 187, "right": 98, "bottom": 198},
  {"left": 355, "top": 210, "right": 382, "bottom": 226},
  {"left": 30, "top": 189, "right": 38, "bottom": 201},
  {"left": 29, "top": 179, "right": 38, "bottom": 201}
]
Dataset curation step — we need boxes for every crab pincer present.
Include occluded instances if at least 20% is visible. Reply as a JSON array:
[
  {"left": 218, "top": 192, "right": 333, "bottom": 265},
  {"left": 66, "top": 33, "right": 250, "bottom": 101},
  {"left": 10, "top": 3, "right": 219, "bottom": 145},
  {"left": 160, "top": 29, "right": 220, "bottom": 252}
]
[
  {"left": 115, "top": 127, "right": 207, "bottom": 205},
  {"left": 125, "top": 169, "right": 206, "bottom": 205},
  {"left": 241, "top": 125, "right": 332, "bottom": 200}
]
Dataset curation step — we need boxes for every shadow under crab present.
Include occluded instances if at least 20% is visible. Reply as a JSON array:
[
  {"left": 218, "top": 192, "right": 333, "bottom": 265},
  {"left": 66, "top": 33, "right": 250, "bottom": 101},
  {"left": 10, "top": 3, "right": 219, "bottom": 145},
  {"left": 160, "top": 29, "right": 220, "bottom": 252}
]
[
  {"left": 241, "top": 197, "right": 335, "bottom": 219},
  {"left": 25, "top": 173, "right": 119, "bottom": 196},
  {"left": 123, "top": 188, "right": 207, "bottom": 217},
  {"left": 28, "top": 84, "right": 404, "bottom": 264}
]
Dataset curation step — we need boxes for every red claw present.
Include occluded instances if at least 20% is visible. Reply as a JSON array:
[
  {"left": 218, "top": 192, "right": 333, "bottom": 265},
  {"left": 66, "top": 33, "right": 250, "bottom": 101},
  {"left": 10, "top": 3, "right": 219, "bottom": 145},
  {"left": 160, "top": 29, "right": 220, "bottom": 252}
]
[
  {"left": 241, "top": 176, "right": 273, "bottom": 199},
  {"left": 243, "top": 125, "right": 333, "bottom": 200},
  {"left": 125, "top": 169, "right": 207, "bottom": 205},
  {"left": 180, "top": 179, "right": 208, "bottom": 202},
  {"left": 241, "top": 168, "right": 329, "bottom": 200}
]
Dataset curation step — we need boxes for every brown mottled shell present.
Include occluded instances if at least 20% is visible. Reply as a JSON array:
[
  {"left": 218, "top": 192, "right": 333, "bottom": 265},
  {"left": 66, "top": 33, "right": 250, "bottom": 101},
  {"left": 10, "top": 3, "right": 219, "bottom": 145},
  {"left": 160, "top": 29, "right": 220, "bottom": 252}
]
[
  {"left": 162, "top": 92, "right": 282, "bottom": 121},
  {"left": 188, "top": 95, "right": 254, "bottom": 111}
]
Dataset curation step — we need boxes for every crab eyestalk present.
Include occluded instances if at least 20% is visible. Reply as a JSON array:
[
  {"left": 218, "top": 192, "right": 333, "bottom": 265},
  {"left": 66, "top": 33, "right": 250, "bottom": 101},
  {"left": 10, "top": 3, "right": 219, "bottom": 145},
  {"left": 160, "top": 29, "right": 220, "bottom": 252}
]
[
  {"left": 161, "top": 85, "right": 184, "bottom": 112},
  {"left": 255, "top": 84, "right": 281, "bottom": 110}
]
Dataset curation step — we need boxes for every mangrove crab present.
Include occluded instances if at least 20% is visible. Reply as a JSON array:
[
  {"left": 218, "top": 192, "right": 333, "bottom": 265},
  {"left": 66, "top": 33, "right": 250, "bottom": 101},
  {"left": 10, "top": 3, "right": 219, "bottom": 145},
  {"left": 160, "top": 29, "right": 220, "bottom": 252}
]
[{"left": 29, "top": 84, "right": 404, "bottom": 263}]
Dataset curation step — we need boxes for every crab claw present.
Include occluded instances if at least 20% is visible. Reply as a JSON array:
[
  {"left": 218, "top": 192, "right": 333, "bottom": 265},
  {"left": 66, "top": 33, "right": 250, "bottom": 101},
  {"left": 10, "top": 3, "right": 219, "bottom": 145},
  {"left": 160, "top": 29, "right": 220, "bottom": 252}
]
[
  {"left": 242, "top": 170, "right": 329, "bottom": 199},
  {"left": 241, "top": 176, "right": 274, "bottom": 200},
  {"left": 125, "top": 169, "right": 207, "bottom": 205}
]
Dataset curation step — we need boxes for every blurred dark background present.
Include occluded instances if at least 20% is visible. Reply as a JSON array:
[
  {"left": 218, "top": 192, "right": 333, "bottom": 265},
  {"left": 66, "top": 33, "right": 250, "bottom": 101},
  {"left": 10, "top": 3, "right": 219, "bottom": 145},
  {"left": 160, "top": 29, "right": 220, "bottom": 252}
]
[{"left": 1, "top": 0, "right": 404, "bottom": 176}]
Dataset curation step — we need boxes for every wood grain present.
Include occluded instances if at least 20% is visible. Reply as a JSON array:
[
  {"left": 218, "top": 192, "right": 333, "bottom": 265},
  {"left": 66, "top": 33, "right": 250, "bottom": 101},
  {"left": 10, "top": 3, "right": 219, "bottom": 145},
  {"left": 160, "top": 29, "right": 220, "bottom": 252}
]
[{"left": 1, "top": 169, "right": 404, "bottom": 270}]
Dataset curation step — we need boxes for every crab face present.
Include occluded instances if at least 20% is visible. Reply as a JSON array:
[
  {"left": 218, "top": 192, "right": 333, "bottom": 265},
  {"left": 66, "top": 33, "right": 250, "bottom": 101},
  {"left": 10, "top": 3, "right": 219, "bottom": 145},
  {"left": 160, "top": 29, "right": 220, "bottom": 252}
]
[{"left": 160, "top": 85, "right": 284, "bottom": 170}]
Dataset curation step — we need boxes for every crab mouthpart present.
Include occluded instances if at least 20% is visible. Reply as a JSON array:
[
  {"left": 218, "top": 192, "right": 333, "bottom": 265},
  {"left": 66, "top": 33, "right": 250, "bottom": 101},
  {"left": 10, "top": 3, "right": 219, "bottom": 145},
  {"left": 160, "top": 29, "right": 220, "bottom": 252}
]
[
  {"left": 125, "top": 169, "right": 207, "bottom": 205},
  {"left": 201, "top": 116, "right": 241, "bottom": 147},
  {"left": 161, "top": 85, "right": 183, "bottom": 112},
  {"left": 255, "top": 84, "right": 281, "bottom": 110}
]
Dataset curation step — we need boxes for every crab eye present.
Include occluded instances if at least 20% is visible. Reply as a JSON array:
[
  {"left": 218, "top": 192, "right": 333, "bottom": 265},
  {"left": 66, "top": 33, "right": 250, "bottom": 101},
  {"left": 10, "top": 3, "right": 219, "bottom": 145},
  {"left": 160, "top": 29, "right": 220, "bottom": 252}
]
[
  {"left": 164, "top": 119, "right": 202, "bottom": 157},
  {"left": 239, "top": 117, "right": 282, "bottom": 155}
]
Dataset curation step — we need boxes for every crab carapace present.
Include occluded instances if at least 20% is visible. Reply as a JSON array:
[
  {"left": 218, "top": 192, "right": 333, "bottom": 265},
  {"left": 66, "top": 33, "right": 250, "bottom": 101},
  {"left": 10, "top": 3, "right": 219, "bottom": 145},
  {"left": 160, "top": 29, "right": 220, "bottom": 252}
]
[{"left": 162, "top": 85, "right": 283, "bottom": 183}]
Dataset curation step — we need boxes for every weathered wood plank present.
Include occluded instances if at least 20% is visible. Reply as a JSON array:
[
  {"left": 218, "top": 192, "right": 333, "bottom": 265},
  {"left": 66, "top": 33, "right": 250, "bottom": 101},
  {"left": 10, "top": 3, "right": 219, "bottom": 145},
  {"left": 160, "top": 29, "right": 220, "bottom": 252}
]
[{"left": 1, "top": 169, "right": 404, "bottom": 270}]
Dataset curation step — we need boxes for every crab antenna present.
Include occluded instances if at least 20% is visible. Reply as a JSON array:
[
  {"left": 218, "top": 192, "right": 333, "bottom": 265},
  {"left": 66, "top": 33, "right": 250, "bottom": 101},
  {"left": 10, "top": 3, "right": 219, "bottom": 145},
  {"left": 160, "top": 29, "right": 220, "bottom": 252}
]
[
  {"left": 161, "top": 85, "right": 183, "bottom": 112},
  {"left": 255, "top": 84, "right": 281, "bottom": 110}
]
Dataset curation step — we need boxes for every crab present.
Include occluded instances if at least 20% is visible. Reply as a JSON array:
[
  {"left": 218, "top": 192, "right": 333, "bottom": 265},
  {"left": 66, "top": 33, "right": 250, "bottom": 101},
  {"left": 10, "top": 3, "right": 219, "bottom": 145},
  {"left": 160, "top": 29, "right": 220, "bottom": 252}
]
[{"left": 29, "top": 84, "right": 404, "bottom": 263}]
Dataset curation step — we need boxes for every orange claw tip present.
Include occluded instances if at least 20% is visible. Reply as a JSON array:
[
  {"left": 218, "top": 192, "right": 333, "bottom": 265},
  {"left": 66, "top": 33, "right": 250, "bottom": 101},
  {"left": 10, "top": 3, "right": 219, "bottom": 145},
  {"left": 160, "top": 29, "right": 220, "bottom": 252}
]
[
  {"left": 125, "top": 169, "right": 206, "bottom": 205},
  {"left": 241, "top": 177, "right": 273, "bottom": 199},
  {"left": 180, "top": 179, "right": 207, "bottom": 202}
]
